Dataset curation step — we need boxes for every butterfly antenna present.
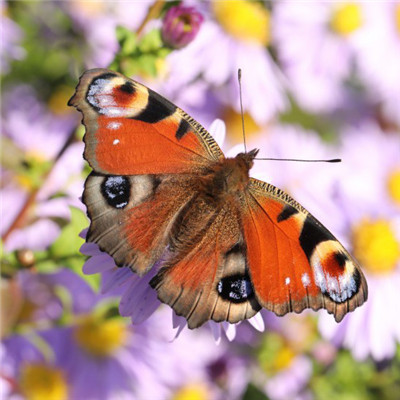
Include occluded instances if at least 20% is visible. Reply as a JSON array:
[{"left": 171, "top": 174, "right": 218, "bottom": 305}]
[
  {"left": 238, "top": 69, "right": 247, "bottom": 154},
  {"left": 255, "top": 157, "right": 341, "bottom": 163}
]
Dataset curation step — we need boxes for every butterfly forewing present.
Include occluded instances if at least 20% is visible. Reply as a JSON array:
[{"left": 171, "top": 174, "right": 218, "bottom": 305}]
[
  {"left": 68, "top": 69, "right": 224, "bottom": 175},
  {"left": 243, "top": 178, "right": 368, "bottom": 322}
]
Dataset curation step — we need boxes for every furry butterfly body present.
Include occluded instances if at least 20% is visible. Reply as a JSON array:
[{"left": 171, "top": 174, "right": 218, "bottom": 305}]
[{"left": 69, "top": 69, "right": 367, "bottom": 329}]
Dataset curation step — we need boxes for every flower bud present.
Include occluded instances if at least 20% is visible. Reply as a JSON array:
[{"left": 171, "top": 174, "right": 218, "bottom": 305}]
[{"left": 161, "top": 5, "right": 204, "bottom": 49}]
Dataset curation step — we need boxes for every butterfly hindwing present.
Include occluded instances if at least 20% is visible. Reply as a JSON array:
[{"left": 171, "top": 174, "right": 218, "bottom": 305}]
[
  {"left": 83, "top": 172, "right": 199, "bottom": 275},
  {"left": 150, "top": 195, "right": 261, "bottom": 329},
  {"left": 243, "top": 178, "right": 368, "bottom": 322},
  {"left": 68, "top": 69, "right": 224, "bottom": 175}
]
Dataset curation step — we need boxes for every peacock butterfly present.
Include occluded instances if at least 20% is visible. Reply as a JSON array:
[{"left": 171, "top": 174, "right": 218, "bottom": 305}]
[{"left": 69, "top": 69, "right": 368, "bottom": 329}]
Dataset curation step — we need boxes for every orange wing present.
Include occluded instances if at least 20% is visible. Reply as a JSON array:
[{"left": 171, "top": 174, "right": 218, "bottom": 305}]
[
  {"left": 68, "top": 69, "right": 223, "bottom": 175},
  {"left": 242, "top": 178, "right": 368, "bottom": 322}
]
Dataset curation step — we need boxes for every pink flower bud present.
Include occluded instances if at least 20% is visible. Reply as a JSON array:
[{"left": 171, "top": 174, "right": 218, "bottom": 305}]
[{"left": 161, "top": 5, "right": 204, "bottom": 49}]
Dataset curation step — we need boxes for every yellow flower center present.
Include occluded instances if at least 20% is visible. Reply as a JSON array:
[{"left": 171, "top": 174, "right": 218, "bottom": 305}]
[
  {"left": 352, "top": 218, "right": 400, "bottom": 274},
  {"left": 48, "top": 85, "right": 75, "bottom": 115},
  {"left": 330, "top": 3, "right": 362, "bottom": 36},
  {"left": 74, "top": 316, "right": 128, "bottom": 357},
  {"left": 16, "top": 153, "right": 51, "bottom": 191},
  {"left": 70, "top": 0, "right": 107, "bottom": 16},
  {"left": 173, "top": 383, "right": 209, "bottom": 400},
  {"left": 258, "top": 334, "right": 296, "bottom": 375},
  {"left": 19, "top": 363, "right": 68, "bottom": 400},
  {"left": 272, "top": 346, "right": 296, "bottom": 371},
  {"left": 387, "top": 168, "right": 400, "bottom": 206},
  {"left": 395, "top": 4, "right": 400, "bottom": 35},
  {"left": 223, "top": 108, "right": 262, "bottom": 144},
  {"left": 212, "top": 1, "right": 271, "bottom": 45}
]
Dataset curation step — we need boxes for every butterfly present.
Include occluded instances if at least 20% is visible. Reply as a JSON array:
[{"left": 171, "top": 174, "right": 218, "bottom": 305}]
[{"left": 69, "top": 69, "right": 368, "bottom": 329}]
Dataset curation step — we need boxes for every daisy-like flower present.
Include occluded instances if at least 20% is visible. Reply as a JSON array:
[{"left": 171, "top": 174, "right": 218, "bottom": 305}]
[
  {"left": 1, "top": 333, "right": 69, "bottom": 400},
  {"left": 1, "top": 86, "right": 84, "bottom": 251},
  {"left": 1, "top": 142, "right": 84, "bottom": 252},
  {"left": 318, "top": 125, "right": 400, "bottom": 361},
  {"left": 273, "top": 1, "right": 363, "bottom": 112},
  {"left": 2, "top": 85, "right": 76, "bottom": 160},
  {"left": 14, "top": 269, "right": 96, "bottom": 325},
  {"left": 80, "top": 119, "right": 267, "bottom": 341},
  {"left": 166, "top": 0, "right": 287, "bottom": 125},
  {"left": 353, "top": 2, "right": 400, "bottom": 125},
  {"left": 168, "top": 350, "right": 249, "bottom": 400},
  {"left": 1, "top": 308, "right": 227, "bottom": 400},
  {"left": 255, "top": 326, "right": 313, "bottom": 400}
]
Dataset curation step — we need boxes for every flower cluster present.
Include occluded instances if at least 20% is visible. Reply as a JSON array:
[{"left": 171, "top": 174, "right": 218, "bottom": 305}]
[{"left": 1, "top": 1, "right": 400, "bottom": 399}]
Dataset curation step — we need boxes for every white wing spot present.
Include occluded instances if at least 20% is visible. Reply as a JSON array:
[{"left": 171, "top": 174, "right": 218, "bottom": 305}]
[
  {"left": 285, "top": 277, "right": 290, "bottom": 285},
  {"left": 301, "top": 273, "right": 310, "bottom": 287},
  {"left": 108, "top": 122, "right": 121, "bottom": 130},
  {"left": 113, "top": 139, "right": 120, "bottom": 145}
]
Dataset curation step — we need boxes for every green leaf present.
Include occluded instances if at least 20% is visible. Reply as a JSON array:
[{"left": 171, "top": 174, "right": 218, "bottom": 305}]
[
  {"left": 138, "top": 29, "right": 163, "bottom": 53},
  {"left": 279, "top": 95, "right": 339, "bottom": 142},
  {"left": 116, "top": 25, "right": 138, "bottom": 56},
  {"left": 49, "top": 207, "right": 88, "bottom": 260},
  {"left": 242, "top": 383, "right": 270, "bottom": 400}
]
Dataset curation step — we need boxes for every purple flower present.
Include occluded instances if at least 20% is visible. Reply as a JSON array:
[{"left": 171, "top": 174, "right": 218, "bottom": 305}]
[
  {"left": 254, "top": 322, "right": 314, "bottom": 400},
  {"left": 168, "top": 351, "right": 249, "bottom": 400},
  {"left": 2, "top": 85, "right": 76, "bottom": 160},
  {"left": 1, "top": 308, "right": 230, "bottom": 400},
  {"left": 1, "top": 268, "right": 96, "bottom": 338},
  {"left": 1, "top": 142, "right": 85, "bottom": 251},
  {"left": 1, "top": 333, "right": 68, "bottom": 400},
  {"left": 161, "top": 5, "right": 204, "bottom": 49},
  {"left": 353, "top": 3, "right": 400, "bottom": 125},
  {"left": 273, "top": 1, "right": 363, "bottom": 113},
  {"left": 17, "top": 269, "right": 96, "bottom": 323},
  {"left": 1, "top": 86, "right": 84, "bottom": 251}
]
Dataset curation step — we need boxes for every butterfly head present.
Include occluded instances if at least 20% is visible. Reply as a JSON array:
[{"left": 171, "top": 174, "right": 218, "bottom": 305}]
[{"left": 236, "top": 148, "right": 259, "bottom": 171}]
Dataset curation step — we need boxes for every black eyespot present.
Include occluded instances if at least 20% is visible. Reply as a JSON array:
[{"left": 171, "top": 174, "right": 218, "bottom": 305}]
[
  {"left": 335, "top": 252, "right": 348, "bottom": 268},
  {"left": 119, "top": 81, "right": 135, "bottom": 94},
  {"left": 217, "top": 274, "right": 254, "bottom": 303},
  {"left": 101, "top": 176, "right": 131, "bottom": 209}
]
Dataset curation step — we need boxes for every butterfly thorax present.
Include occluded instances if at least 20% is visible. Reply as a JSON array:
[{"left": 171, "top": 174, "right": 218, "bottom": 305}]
[{"left": 200, "top": 149, "right": 259, "bottom": 200}]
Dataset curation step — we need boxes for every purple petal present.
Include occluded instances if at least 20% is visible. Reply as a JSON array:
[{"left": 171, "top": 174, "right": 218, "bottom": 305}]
[
  {"left": 82, "top": 254, "right": 115, "bottom": 275},
  {"left": 101, "top": 267, "right": 132, "bottom": 293},
  {"left": 5, "top": 219, "right": 60, "bottom": 251},
  {"left": 80, "top": 242, "right": 100, "bottom": 256},
  {"left": 119, "top": 270, "right": 160, "bottom": 324},
  {"left": 222, "top": 322, "right": 237, "bottom": 341}
]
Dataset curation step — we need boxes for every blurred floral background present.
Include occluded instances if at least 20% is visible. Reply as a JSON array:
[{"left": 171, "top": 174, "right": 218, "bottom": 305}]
[{"left": 1, "top": 1, "right": 400, "bottom": 399}]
